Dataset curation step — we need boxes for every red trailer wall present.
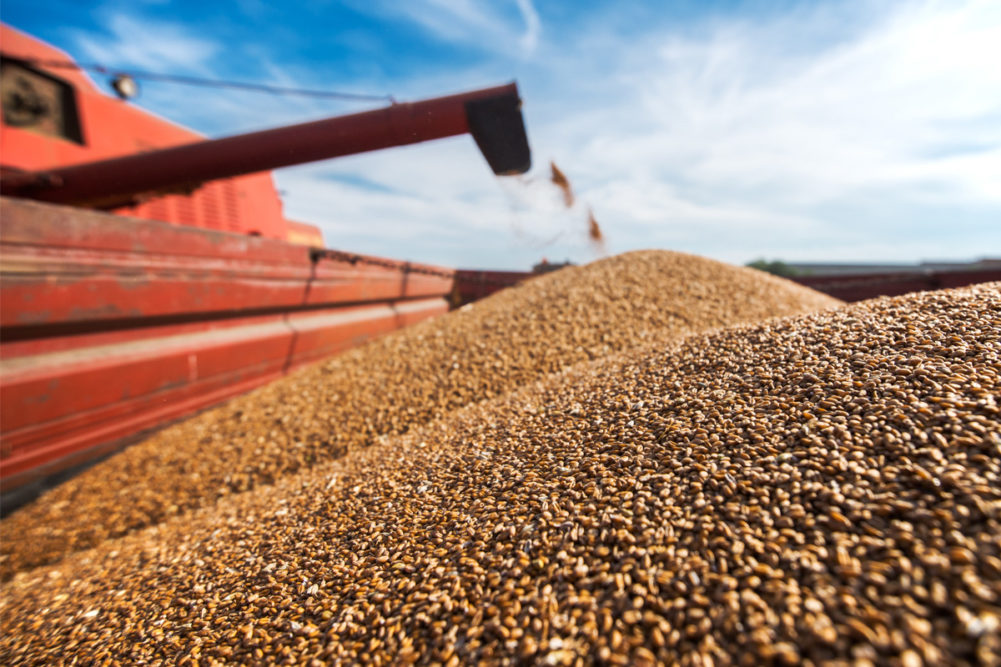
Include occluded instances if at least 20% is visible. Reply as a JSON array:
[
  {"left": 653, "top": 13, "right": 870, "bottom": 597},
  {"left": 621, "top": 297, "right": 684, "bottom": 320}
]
[
  {"left": 792, "top": 270, "right": 1001, "bottom": 302},
  {"left": 0, "top": 198, "right": 453, "bottom": 491}
]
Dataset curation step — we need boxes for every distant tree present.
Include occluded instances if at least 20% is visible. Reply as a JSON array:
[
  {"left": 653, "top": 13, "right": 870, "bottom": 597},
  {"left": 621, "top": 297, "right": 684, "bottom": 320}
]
[{"left": 746, "top": 259, "right": 800, "bottom": 278}]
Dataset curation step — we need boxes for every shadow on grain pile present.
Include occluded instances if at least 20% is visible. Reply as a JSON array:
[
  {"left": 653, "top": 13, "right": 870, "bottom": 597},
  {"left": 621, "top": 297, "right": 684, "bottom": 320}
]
[
  {"left": 0, "top": 250, "right": 840, "bottom": 578},
  {"left": 1, "top": 283, "right": 998, "bottom": 665}
]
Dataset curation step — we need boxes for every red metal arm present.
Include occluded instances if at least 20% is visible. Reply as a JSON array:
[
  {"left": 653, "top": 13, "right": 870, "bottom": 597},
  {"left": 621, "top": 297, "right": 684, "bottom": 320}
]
[{"left": 0, "top": 82, "right": 529, "bottom": 208}]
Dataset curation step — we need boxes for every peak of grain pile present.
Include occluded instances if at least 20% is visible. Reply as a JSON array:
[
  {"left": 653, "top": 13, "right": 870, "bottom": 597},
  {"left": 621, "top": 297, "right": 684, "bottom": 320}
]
[
  {"left": 0, "top": 284, "right": 997, "bottom": 665},
  {"left": 1, "top": 251, "right": 838, "bottom": 578}
]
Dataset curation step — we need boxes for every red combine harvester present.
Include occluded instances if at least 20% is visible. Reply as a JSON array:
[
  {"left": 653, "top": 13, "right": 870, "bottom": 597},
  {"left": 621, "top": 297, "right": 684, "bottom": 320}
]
[{"left": 0, "top": 24, "right": 531, "bottom": 497}]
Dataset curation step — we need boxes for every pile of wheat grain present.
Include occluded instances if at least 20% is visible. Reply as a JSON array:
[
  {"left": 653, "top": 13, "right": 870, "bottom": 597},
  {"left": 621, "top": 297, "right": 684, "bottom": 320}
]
[
  {"left": 1, "top": 283, "right": 997, "bottom": 665},
  {"left": 0, "top": 251, "right": 838, "bottom": 579}
]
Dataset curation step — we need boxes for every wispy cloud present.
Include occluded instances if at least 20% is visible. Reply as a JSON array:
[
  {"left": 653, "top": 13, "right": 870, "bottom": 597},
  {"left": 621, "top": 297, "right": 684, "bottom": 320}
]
[
  {"left": 69, "top": 14, "right": 218, "bottom": 72},
  {"left": 515, "top": 0, "right": 541, "bottom": 55},
  {"left": 347, "top": 0, "right": 543, "bottom": 59}
]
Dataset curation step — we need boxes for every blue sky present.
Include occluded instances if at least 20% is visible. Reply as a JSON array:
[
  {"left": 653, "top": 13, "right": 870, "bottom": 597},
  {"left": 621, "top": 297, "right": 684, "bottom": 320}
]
[{"left": 4, "top": 0, "right": 1000, "bottom": 269}]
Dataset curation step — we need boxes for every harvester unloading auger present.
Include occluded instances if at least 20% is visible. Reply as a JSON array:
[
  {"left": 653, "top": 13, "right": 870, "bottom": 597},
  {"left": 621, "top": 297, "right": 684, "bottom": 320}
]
[
  {"left": 0, "top": 23, "right": 532, "bottom": 498},
  {"left": 1, "top": 83, "right": 531, "bottom": 208}
]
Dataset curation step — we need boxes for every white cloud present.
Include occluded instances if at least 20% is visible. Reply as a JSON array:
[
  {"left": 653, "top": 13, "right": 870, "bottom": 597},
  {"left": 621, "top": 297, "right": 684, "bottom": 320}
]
[
  {"left": 268, "top": 0, "right": 1001, "bottom": 266},
  {"left": 70, "top": 14, "right": 218, "bottom": 72},
  {"left": 515, "top": 0, "right": 542, "bottom": 55},
  {"left": 64, "top": 0, "right": 1001, "bottom": 268},
  {"left": 346, "top": 0, "right": 543, "bottom": 59},
  {"left": 527, "top": 0, "right": 1001, "bottom": 263}
]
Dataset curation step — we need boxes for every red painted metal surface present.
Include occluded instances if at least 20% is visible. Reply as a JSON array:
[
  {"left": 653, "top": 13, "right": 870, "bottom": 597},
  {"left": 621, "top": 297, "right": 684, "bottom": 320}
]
[
  {"left": 0, "top": 199, "right": 453, "bottom": 490},
  {"left": 1, "top": 299, "right": 445, "bottom": 489},
  {"left": 0, "top": 24, "right": 294, "bottom": 241},
  {"left": 792, "top": 270, "right": 1001, "bottom": 302},
  {"left": 451, "top": 266, "right": 1001, "bottom": 310},
  {"left": 451, "top": 269, "right": 532, "bottom": 307},
  {"left": 2, "top": 83, "right": 522, "bottom": 209},
  {"left": 0, "top": 24, "right": 530, "bottom": 495},
  {"left": 1, "top": 199, "right": 452, "bottom": 331}
]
